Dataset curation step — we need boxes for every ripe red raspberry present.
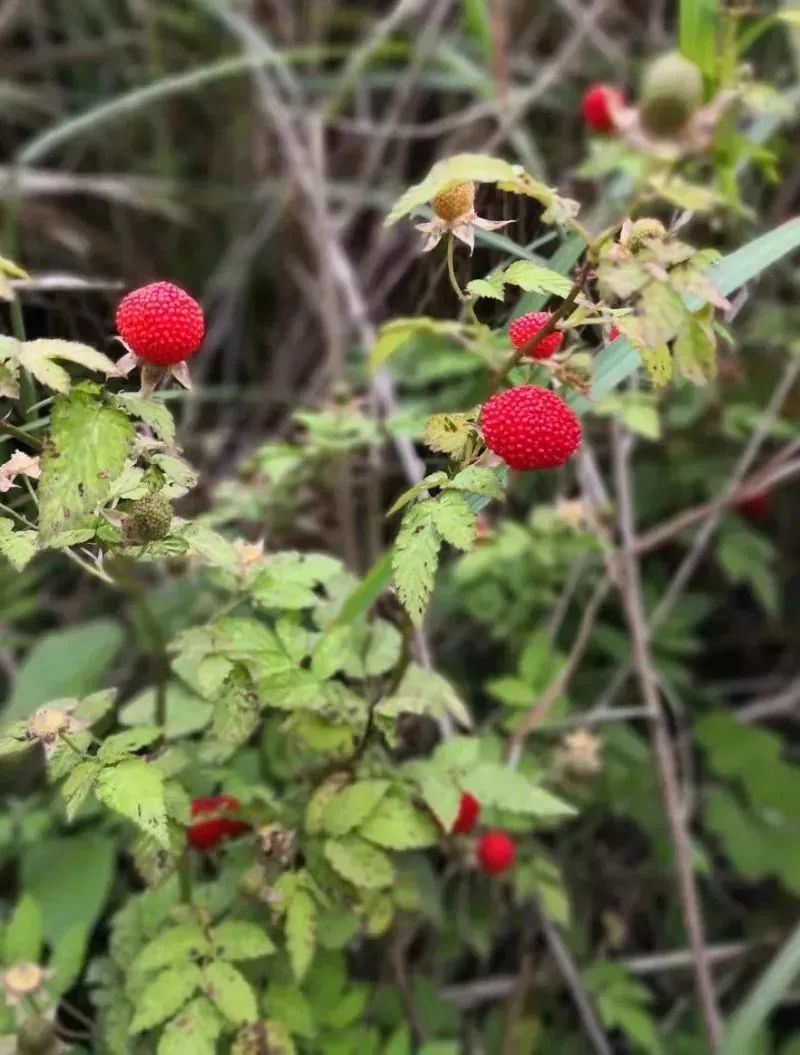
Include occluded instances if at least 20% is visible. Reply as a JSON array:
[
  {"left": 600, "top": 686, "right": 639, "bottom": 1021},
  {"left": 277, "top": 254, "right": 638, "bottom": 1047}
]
[
  {"left": 736, "top": 489, "right": 770, "bottom": 523},
  {"left": 187, "top": 795, "right": 248, "bottom": 851},
  {"left": 608, "top": 325, "right": 621, "bottom": 342},
  {"left": 480, "top": 386, "right": 582, "bottom": 471},
  {"left": 451, "top": 792, "right": 481, "bottom": 836},
  {"left": 581, "top": 84, "right": 625, "bottom": 134},
  {"left": 477, "top": 831, "right": 516, "bottom": 875},
  {"left": 116, "top": 281, "right": 204, "bottom": 366},
  {"left": 508, "top": 312, "right": 564, "bottom": 361}
]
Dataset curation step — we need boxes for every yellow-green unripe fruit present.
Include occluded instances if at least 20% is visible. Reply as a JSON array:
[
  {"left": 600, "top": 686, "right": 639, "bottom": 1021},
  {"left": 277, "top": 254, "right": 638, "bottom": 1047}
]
[
  {"left": 628, "top": 218, "right": 667, "bottom": 251},
  {"left": 639, "top": 52, "right": 703, "bottom": 137},
  {"left": 128, "top": 492, "right": 173, "bottom": 541},
  {"left": 17, "top": 1016, "right": 56, "bottom": 1055}
]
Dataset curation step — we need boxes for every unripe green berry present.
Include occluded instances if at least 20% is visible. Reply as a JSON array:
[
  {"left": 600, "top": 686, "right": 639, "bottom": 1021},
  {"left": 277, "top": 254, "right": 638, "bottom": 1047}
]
[
  {"left": 639, "top": 52, "right": 703, "bottom": 137},
  {"left": 17, "top": 1016, "right": 56, "bottom": 1055},
  {"left": 127, "top": 492, "right": 173, "bottom": 542},
  {"left": 628, "top": 218, "right": 667, "bottom": 252}
]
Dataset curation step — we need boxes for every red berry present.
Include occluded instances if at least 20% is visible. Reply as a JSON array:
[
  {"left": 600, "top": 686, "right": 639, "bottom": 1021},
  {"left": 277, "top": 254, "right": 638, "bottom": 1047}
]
[
  {"left": 508, "top": 312, "right": 564, "bottom": 361},
  {"left": 480, "top": 386, "right": 582, "bottom": 471},
  {"left": 116, "top": 281, "right": 205, "bottom": 366},
  {"left": 736, "top": 490, "right": 770, "bottom": 523},
  {"left": 581, "top": 84, "right": 625, "bottom": 134},
  {"left": 451, "top": 792, "right": 481, "bottom": 836},
  {"left": 477, "top": 831, "right": 516, "bottom": 875},
  {"left": 608, "top": 326, "right": 621, "bottom": 342},
  {"left": 187, "top": 794, "right": 248, "bottom": 851}
]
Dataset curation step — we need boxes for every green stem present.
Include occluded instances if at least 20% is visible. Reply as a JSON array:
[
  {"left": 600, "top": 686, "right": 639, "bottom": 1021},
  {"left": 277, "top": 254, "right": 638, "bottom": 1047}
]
[
  {"left": 0, "top": 419, "right": 42, "bottom": 450},
  {"left": 445, "top": 233, "right": 464, "bottom": 302},
  {"left": 494, "top": 258, "right": 592, "bottom": 387},
  {"left": 58, "top": 731, "right": 86, "bottom": 758},
  {"left": 178, "top": 854, "right": 193, "bottom": 905}
]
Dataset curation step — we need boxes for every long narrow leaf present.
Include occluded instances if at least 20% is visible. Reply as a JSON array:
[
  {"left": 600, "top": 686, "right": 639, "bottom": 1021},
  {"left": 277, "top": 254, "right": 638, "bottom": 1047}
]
[
  {"left": 725, "top": 920, "right": 800, "bottom": 1055},
  {"left": 680, "top": 0, "right": 720, "bottom": 85}
]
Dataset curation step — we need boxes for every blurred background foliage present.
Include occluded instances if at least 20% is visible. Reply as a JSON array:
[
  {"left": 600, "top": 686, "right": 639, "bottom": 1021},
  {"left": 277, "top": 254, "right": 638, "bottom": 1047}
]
[{"left": 1, "top": 1, "right": 800, "bottom": 1053}]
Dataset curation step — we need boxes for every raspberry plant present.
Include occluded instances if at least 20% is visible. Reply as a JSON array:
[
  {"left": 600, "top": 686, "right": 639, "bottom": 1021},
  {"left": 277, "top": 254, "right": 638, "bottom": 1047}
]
[{"left": 0, "top": 27, "right": 799, "bottom": 1055}]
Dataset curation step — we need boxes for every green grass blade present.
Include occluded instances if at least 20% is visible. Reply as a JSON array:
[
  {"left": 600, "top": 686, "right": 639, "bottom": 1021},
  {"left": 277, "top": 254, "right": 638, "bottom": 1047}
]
[
  {"left": 680, "top": 0, "right": 720, "bottom": 86},
  {"left": 725, "top": 920, "right": 800, "bottom": 1055}
]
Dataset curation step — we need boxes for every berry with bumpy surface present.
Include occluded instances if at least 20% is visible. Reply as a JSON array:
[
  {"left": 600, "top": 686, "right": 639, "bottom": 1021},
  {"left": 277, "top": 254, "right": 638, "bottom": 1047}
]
[
  {"left": 640, "top": 52, "right": 703, "bottom": 137},
  {"left": 451, "top": 792, "right": 481, "bottom": 835},
  {"left": 116, "top": 281, "right": 205, "bottom": 366},
  {"left": 480, "top": 386, "right": 582, "bottom": 471},
  {"left": 431, "top": 181, "right": 475, "bottom": 223},
  {"left": 608, "top": 326, "right": 621, "bottom": 342},
  {"left": 628, "top": 217, "right": 667, "bottom": 252},
  {"left": 508, "top": 312, "right": 564, "bottom": 360},
  {"left": 187, "top": 794, "right": 249, "bottom": 850},
  {"left": 736, "top": 489, "right": 770, "bottom": 523},
  {"left": 477, "top": 831, "right": 516, "bottom": 875},
  {"left": 128, "top": 492, "right": 173, "bottom": 542},
  {"left": 581, "top": 84, "right": 625, "bottom": 134}
]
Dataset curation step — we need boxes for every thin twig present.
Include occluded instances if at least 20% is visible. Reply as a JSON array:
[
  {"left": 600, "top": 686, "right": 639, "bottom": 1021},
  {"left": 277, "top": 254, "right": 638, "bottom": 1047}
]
[
  {"left": 540, "top": 916, "right": 613, "bottom": 1055},
  {"left": 506, "top": 575, "right": 611, "bottom": 766},
  {"left": 611, "top": 421, "right": 723, "bottom": 1053},
  {"left": 495, "top": 259, "right": 592, "bottom": 385}
]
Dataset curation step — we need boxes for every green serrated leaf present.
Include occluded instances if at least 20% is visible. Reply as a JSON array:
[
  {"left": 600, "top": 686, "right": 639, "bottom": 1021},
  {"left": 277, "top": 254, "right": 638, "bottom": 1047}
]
[
  {"left": 358, "top": 795, "right": 438, "bottom": 849},
  {"left": 431, "top": 492, "right": 476, "bottom": 551},
  {"left": 324, "top": 837, "right": 394, "bottom": 890},
  {"left": 323, "top": 781, "right": 391, "bottom": 836},
  {"left": 4, "top": 893, "right": 43, "bottom": 964},
  {"left": 114, "top": 393, "right": 176, "bottom": 444},
  {"left": 38, "top": 387, "right": 134, "bottom": 543},
  {"left": 370, "top": 316, "right": 472, "bottom": 370},
  {"left": 501, "top": 260, "right": 573, "bottom": 297},
  {"left": 95, "top": 759, "right": 169, "bottom": 848},
  {"left": 386, "top": 473, "right": 448, "bottom": 518},
  {"left": 0, "top": 518, "right": 37, "bottom": 570},
  {"left": 286, "top": 890, "right": 317, "bottom": 983},
  {"left": 211, "top": 921, "right": 275, "bottom": 962},
  {"left": 203, "top": 961, "right": 257, "bottom": 1024},
  {"left": 129, "top": 963, "right": 202, "bottom": 1034},
  {"left": 466, "top": 274, "right": 506, "bottom": 301},
  {"left": 462, "top": 763, "right": 575, "bottom": 818},
  {"left": 157, "top": 998, "right": 223, "bottom": 1055},
  {"left": 443, "top": 467, "right": 504, "bottom": 499},
  {"left": 132, "top": 924, "right": 212, "bottom": 973},
  {"left": 392, "top": 502, "right": 442, "bottom": 626},
  {"left": 19, "top": 339, "right": 119, "bottom": 391},
  {"left": 60, "top": 760, "right": 101, "bottom": 821}
]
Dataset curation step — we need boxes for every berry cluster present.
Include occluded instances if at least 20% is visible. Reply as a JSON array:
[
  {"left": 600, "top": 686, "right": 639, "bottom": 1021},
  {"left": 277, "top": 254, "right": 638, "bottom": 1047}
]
[{"left": 442, "top": 792, "right": 517, "bottom": 877}]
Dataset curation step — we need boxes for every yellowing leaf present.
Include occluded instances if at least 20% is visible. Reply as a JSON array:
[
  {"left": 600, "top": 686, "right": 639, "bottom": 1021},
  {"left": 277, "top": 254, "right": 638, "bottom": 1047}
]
[
  {"left": 423, "top": 413, "right": 475, "bottom": 460},
  {"left": 286, "top": 889, "right": 316, "bottom": 983}
]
